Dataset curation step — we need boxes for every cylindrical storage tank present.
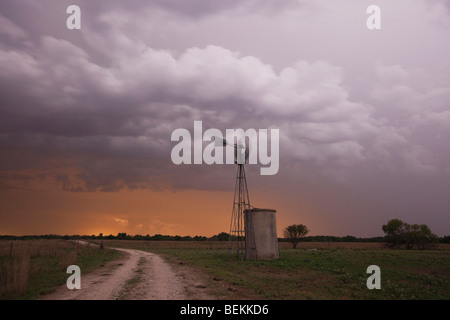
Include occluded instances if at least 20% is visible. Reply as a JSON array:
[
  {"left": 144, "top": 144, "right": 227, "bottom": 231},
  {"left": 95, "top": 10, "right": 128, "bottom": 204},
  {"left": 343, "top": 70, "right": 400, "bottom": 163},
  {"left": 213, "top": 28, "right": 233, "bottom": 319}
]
[{"left": 245, "top": 208, "right": 279, "bottom": 260}]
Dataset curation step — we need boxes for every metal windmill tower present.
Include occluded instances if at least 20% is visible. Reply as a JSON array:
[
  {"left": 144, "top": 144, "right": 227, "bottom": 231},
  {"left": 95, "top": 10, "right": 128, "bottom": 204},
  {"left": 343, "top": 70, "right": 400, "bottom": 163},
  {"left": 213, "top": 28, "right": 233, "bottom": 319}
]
[{"left": 215, "top": 136, "right": 254, "bottom": 260}]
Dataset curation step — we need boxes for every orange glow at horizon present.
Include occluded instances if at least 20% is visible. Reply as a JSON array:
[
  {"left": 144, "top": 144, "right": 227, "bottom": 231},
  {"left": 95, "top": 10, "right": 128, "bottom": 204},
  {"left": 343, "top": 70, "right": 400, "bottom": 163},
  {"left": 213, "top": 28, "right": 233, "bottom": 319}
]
[
  {"left": 0, "top": 185, "right": 313, "bottom": 238},
  {"left": 0, "top": 168, "right": 332, "bottom": 238}
]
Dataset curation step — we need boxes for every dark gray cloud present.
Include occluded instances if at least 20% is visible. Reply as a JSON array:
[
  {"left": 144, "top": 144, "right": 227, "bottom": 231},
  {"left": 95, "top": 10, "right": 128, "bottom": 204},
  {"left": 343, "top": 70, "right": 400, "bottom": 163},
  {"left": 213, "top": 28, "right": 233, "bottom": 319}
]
[{"left": 1, "top": 0, "right": 450, "bottom": 235}]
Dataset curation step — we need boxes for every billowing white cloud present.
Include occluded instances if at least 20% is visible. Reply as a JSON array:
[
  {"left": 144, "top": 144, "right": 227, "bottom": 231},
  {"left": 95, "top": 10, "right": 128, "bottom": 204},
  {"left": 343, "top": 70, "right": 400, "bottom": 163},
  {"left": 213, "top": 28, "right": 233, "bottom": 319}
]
[
  {"left": 0, "top": 33, "right": 389, "bottom": 185},
  {"left": 1, "top": 1, "right": 449, "bottom": 192}
]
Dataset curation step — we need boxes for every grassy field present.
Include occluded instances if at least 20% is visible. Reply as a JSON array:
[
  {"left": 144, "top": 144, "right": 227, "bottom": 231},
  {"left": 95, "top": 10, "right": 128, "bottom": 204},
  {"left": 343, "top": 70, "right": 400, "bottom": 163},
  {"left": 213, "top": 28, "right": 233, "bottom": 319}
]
[
  {"left": 0, "top": 240, "right": 122, "bottom": 299},
  {"left": 2, "top": 239, "right": 448, "bottom": 300},
  {"left": 96, "top": 240, "right": 450, "bottom": 300}
]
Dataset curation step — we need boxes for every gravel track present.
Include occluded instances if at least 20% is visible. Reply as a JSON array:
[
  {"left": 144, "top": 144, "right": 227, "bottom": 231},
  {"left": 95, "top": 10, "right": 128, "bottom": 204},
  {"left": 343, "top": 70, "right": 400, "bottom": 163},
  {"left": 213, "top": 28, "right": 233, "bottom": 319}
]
[{"left": 41, "top": 245, "right": 211, "bottom": 300}]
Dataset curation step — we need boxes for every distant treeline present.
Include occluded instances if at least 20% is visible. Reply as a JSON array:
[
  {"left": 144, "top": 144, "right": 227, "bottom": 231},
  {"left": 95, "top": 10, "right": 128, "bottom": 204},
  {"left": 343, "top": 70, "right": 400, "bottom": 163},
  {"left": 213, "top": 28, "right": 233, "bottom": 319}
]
[
  {"left": 284, "top": 235, "right": 386, "bottom": 243},
  {"left": 1, "top": 232, "right": 449, "bottom": 243},
  {"left": 0, "top": 233, "right": 208, "bottom": 241}
]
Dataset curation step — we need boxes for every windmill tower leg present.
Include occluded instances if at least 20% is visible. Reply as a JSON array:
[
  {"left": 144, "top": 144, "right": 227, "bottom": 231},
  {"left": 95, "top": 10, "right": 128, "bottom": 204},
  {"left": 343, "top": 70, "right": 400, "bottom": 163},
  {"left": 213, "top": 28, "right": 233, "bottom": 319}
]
[{"left": 228, "top": 164, "right": 251, "bottom": 260}]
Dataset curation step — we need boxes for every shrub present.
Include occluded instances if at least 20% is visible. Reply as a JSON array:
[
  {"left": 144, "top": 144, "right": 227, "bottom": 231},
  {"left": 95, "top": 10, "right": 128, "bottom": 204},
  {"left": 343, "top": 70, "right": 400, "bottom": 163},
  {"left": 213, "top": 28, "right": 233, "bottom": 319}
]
[{"left": 382, "top": 219, "right": 438, "bottom": 249}]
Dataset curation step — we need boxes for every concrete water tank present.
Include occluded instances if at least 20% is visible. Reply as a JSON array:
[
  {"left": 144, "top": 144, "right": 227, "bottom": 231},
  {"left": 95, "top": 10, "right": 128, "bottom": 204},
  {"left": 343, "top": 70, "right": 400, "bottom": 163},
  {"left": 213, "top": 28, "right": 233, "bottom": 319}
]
[{"left": 245, "top": 208, "right": 279, "bottom": 260}]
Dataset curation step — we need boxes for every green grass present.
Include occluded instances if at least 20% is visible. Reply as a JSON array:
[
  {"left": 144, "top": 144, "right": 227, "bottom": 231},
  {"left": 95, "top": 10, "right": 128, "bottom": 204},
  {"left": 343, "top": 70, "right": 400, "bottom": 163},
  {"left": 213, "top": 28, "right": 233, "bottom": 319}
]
[
  {"left": 0, "top": 240, "right": 123, "bottom": 299},
  {"left": 26, "top": 249, "right": 122, "bottom": 299},
  {"left": 104, "top": 240, "right": 450, "bottom": 300}
]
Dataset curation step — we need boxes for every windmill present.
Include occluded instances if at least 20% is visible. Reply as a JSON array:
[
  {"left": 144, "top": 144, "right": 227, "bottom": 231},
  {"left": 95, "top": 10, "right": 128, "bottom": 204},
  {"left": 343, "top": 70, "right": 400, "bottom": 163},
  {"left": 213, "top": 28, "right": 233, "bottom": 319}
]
[{"left": 215, "top": 135, "right": 256, "bottom": 260}]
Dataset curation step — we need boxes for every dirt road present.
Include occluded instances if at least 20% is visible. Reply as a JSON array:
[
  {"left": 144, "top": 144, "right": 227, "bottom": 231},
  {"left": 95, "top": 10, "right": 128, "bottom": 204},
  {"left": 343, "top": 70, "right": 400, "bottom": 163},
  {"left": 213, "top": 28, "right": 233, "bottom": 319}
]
[{"left": 41, "top": 246, "right": 213, "bottom": 300}]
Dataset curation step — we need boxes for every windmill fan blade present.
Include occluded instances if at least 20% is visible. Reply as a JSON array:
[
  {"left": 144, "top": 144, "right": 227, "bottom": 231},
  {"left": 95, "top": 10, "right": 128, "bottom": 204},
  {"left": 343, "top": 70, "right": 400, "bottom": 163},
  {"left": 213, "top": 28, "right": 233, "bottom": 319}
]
[
  {"left": 214, "top": 136, "right": 228, "bottom": 147},
  {"left": 234, "top": 143, "right": 249, "bottom": 164}
]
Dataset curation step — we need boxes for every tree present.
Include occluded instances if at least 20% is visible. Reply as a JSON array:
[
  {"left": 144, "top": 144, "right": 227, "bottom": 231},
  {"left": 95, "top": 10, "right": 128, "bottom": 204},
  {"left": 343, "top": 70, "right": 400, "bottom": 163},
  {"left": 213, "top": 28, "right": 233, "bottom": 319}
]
[
  {"left": 283, "top": 224, "right": 309, "bottom": 249},
  {"left": 382, "top": 219, "right": 438, "bottom": 249},
  {"left": 441, "top": 235, "right": 450, "bottom": 244},
  {"left": 208, "top": 232, "right": 230, "bottom": 241},
  {"left": 405, "top": 224, "right": 439, "bottom": 249},
  {"left": 382, "top": 219, "right": 408, "bottom": 247},
  {"left": 117, "top": 232, "right": 127, "bottom": 240}
]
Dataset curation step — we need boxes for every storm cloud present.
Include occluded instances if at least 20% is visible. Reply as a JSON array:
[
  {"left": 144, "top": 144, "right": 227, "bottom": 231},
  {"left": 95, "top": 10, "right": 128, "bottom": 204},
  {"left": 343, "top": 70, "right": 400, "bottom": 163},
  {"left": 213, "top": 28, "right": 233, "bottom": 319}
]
[{"left": 1, "top": 0, "right": 449, "bottom": 236}]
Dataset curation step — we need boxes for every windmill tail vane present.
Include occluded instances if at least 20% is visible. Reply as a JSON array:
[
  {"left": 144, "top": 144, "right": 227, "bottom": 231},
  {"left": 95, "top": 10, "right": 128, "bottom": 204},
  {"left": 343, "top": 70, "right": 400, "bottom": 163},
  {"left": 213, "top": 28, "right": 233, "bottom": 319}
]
[{"left": 214, "top": 136, "right": 250, "bottom": 165}]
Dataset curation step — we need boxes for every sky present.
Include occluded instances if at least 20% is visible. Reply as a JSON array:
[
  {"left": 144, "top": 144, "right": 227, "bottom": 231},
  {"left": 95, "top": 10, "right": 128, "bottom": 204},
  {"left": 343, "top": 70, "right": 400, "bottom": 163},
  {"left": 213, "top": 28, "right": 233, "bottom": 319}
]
[{"left": 0, "top": 0, "right": 449, "bottom": 237}]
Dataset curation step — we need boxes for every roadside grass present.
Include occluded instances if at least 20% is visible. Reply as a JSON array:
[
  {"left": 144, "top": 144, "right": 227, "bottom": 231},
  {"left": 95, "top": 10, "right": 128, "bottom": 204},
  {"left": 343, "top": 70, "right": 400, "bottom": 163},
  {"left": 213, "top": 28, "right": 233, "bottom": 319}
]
[
  {"left": 97, "top": 240, "right": 450, "bottom": 300},
  {"left": 117, "top": 257, "right": 146, "bottom": 300},
  {"left": 156, "top": 248, "right": 450, "bottom": 300},
  {"left": 0, "top": 240, "right": 122, "bottom": 299}
]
